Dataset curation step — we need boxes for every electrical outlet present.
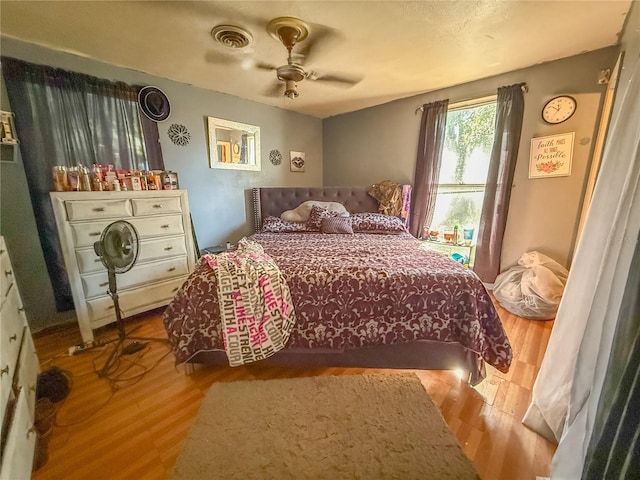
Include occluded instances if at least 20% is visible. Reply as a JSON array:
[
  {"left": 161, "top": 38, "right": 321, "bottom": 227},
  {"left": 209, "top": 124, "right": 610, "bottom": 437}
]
[{"left": 68, "top": 341, "right": 94, "bottom": 356}]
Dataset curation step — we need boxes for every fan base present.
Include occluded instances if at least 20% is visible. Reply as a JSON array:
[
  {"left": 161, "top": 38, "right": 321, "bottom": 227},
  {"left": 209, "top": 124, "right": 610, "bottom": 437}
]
[{"left": 267, "top": 17, "right": 309, "bottom": 48}]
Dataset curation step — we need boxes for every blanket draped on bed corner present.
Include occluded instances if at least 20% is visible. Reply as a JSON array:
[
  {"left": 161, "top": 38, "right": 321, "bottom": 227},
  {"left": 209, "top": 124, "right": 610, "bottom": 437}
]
[{"left": 202, "top": 238, "right": 296, "bottom": 366}]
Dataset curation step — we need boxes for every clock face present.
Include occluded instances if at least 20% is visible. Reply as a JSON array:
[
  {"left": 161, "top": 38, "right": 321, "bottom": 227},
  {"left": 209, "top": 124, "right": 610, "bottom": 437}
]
[{"left": 542, "top": 95, "right": 577, "bottom": 124}]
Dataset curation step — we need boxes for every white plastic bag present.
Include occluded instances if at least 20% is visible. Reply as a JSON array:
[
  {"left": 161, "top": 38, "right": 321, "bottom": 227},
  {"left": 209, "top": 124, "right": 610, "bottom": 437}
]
[{"left": 493, "top": 251, "right": 569, "bottom": 320}]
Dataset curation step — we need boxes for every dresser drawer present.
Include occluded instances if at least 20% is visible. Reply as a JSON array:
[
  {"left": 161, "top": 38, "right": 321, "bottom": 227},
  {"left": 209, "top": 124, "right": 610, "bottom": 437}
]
[
  {"left": 87, "top": 275, "right": 187, "bottom": 325},
  {"left": 0, "top": 357, "right": 12, "bottom": 429},
  {"left": 81, "top": 256, "right": 189, "bottom": 299},
  {"left": 0, "top": 237, "right": 14, "bottom": 301},
  {"left": 65, "top": 198, "right": 133, "bottom": 221},
  {"left": 1, "top": 285, "right": 26, "bottom": 380},
  {"left": 131, "top": 215, "right": 185, "bottom": 238},
  {"left": 75, "top": 235, "right": 188, "bottom": 274},
  {"left": 131, "top": 196, "right": 182, "bottom": 216},
  {"left": 15, "top": 331, "right": 39, "bottom": 420},
  {"left": 70, "top": 215, "right": 185, "bottom": 248},
  {"left": 69, "top": 221, "right": 116, "bottom": 248},
  {"left": 0, "top": 390, "right": 36, "bottom": 480}
]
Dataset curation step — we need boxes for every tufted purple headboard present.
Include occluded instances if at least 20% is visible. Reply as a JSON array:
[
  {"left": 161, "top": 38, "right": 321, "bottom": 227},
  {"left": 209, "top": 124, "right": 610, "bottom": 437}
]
[{"left": 252, "top": 187, "right": 379, "bottom": 232}]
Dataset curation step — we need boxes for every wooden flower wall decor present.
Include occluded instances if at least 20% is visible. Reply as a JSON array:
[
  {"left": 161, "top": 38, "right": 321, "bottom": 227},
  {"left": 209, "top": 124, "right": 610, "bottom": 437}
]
[
  {"left": 269, "top": 149, "right": 282, "bottom": 166},
  {"left": 167, "top": 124, "right": 191, "bottom": 146}
]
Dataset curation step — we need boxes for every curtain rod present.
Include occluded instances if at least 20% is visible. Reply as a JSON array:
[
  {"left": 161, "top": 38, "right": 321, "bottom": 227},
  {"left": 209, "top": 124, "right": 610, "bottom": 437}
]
[{"left": 414, "top": 83, "right": 528, "bottom": 115}]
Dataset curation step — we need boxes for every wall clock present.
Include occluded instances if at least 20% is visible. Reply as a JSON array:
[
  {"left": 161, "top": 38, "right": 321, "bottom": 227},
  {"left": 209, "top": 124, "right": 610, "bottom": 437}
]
[{"left": 542, "top": 95, "right": 577, "bottom": 124}]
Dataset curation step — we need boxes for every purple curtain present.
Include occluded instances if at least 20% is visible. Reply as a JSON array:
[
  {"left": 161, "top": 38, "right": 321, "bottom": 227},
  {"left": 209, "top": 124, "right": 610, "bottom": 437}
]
[
  {"left": 409, "top": 99, "right": 449, "bottom": 237},
  {"left": 474, "top": 83, "right": 525, "bottom": 283},
  {"left": 2, "top": 57, "right": 164, "bottom": 310}
]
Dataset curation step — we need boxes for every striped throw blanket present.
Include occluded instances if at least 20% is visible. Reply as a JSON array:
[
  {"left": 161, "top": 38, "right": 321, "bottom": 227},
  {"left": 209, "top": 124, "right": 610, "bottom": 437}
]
[{"left": 202, "top": 238, "right": 296, "bottom": 366}]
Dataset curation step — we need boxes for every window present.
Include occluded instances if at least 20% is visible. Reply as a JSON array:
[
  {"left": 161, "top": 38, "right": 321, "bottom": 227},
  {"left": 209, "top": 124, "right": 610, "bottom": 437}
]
[{"left": 427, "top": 97, "right": 497, "bottom": 243}]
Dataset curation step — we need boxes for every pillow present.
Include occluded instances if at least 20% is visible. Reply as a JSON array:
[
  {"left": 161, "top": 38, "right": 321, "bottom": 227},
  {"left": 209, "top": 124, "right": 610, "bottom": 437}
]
[
  {"left": 321, "top": 216, "right": 354, "bottom": 234},
  {"left": 351, "top": 212, "right": 407, "bottom": 234},
  {"left": 307, "top": 205, "right": 341, "bottom": 230},
  {"left": 281, "top": 201, "right": 349, "bottom": 223},
  {"left": 261, "top": 216, "right": 314, "bottom": 233}
]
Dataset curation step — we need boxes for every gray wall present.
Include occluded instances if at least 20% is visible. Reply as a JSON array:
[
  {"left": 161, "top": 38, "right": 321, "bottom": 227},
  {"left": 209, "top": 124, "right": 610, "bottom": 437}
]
[
  {"left": 0, "top": 37, "right": 322, "bottom": 331},
  {"left": 323, "top": 47, "right": 619, "bottom": 271}
]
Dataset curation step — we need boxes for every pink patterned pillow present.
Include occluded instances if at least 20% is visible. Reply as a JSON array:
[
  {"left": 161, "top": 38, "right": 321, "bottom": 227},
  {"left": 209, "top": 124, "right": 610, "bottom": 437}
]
[
  {"left": 306, "top": 205, "right": 341, "bottom": 230},
  {"left": 351, "top": 213, "right": 407, "bottom": 234},
  {"left": 320, "top": 216, "right": 354, "bottom": 234},
  {"left": 261, "top": 216, "right": 313, "bottom": 233}
]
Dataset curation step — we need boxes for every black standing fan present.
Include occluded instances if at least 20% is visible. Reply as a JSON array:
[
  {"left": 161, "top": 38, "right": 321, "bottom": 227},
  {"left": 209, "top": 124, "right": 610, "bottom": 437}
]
[{"left": 93, "top": 221, "right": 164, "bottom": 377}]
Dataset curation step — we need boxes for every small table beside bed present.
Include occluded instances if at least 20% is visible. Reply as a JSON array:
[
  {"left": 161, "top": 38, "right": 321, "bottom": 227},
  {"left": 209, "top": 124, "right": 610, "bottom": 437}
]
[{"left": 162, "top": 186, "right": 512, "bottom": 384}]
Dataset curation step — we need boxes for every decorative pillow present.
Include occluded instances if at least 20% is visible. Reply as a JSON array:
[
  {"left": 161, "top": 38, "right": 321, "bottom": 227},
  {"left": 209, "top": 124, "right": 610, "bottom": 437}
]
[
  {"left": 281, "top": 201, "right": 349, "bottom": 223},
  {"left": 307, "top": 205, "right": 341, "bottom": 230},
  {"left": 351, "top": 212, "right": 407, "bottom": 234},
  {"left": 261, "top": 216, "right": 313, "bottom": 233},
  {"left": 320, "top": 216, "right": 354, "bottom": 234}
]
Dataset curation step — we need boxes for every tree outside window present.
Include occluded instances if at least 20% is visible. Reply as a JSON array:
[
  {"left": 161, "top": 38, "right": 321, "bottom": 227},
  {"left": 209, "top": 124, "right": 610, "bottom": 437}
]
[{"left": 428, "top": 101, "right": 497, "bottom": 242}]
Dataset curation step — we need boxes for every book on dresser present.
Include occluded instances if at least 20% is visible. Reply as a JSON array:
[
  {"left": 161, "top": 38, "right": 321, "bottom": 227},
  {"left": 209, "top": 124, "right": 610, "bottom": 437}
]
[{"left": 50, "top": 190, "right": 198, "bottom": 344}]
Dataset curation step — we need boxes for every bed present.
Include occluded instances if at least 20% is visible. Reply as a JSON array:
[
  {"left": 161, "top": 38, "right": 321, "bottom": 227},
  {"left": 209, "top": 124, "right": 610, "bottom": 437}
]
[{"left": 162, "top": 187, "right": 512, "bottom": 384}]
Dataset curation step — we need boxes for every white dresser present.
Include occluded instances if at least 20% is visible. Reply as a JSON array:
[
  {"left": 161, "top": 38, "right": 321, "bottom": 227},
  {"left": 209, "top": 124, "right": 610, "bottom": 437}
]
[
  {"left": 0, "top": 235, "right": 40, "bottom": 479},
  {"left": 50, "top": 191, "right": 197, "bottom": 344}
]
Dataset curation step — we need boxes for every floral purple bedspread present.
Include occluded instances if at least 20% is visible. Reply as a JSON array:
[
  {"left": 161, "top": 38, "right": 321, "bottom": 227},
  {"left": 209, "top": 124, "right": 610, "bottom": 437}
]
[{"left": 163, "top": 232, "right": 512, "bottom": 372}]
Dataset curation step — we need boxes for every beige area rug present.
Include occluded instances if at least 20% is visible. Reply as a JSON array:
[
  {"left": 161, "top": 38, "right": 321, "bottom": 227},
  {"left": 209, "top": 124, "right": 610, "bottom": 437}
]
[{"left": 172, "top": 373, "right": 480, "bottom": 480}]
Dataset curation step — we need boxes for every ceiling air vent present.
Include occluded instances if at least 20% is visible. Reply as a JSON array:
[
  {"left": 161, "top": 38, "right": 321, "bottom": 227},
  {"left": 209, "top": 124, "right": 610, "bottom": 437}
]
[{"left": 211, "top": 25, "right": 253, "bottom": 49}]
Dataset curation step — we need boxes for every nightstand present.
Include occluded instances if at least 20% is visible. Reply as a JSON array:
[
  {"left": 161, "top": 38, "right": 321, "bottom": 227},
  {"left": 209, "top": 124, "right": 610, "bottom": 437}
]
[
  {"left": 200, "top": 245, "right": 227, "bottom": 255},
  {"left": 420, "top": 240, "right": 476, "bottom": 268}
]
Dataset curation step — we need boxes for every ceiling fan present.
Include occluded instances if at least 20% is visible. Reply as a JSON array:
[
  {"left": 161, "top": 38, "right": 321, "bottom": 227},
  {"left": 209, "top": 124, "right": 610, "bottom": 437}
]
[
  {"left": 208, "top": 17, "right": 361, "bottom": 99},
  {"left": 262, "top": 16, "right": 361, "bottom": 99}
]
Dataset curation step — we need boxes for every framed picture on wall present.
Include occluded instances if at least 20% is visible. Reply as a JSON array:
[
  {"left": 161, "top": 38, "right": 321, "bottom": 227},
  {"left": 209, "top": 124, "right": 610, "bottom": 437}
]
[
  {"left": 0, "top": 111, "right": 18, "bottom": 145},
  {"left": 529, "top": 132, "right": 574, "bottom": 178},
  {"left": 290, "top": 151, "right": 305, "bottom": 172}
]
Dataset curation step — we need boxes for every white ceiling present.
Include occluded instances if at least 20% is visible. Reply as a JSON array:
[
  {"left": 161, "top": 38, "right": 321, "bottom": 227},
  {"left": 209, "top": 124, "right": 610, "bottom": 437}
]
[{"left": 0, "top": 1, "right": 632, "bottom": 118}]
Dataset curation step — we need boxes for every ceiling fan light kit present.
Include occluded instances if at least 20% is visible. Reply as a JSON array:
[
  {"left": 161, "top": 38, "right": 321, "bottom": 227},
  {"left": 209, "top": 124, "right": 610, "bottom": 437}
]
[{"left": 284, "top": 80, "right": 299, "bottom": 99}]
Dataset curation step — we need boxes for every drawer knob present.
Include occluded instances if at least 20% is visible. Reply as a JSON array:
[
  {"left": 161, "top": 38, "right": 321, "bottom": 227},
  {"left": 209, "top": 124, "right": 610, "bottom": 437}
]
[
  {"left": 161, "top": 224, "right": 170, "bottom": 229},
  {"left": 168, "top": 267, "right": 176, "bottom": 272},
  {"left": 0, "top": 366, "right": 9, "bottom": 376},
  {"left": 172, "top": 287, "right": 179, "bottom": 292},
  {"left": 18, "top": 307, "right": 25, "bottom": 313},
  {"left": 95, "top": 258, "right": 103, "bottom": 263},
  {"left": 89, "top": 231, "right": 101, "bottom": 236},
  {"left": 4, "top": 269, "right": 12, "bottom": 277},
  {"left": 93, "top": 207, "right": 105, "bottom": 212},
  {"left": 164, "top": 246, "right": 174, "bottom": 251},
  {"left": 99, "top": 281, "right": 109, "bottom": 287},
  {"left": 153, "top": 204, "right": 163, "bottom": 208},
  {"left": 9, "top": 334, "right": 17, "bottom": 342},
  {"left": 27, "top": 427, "right": 37, "bottom": 438},
  {"left": 0, "top": 249, "right": 4, "bottom": 254}
]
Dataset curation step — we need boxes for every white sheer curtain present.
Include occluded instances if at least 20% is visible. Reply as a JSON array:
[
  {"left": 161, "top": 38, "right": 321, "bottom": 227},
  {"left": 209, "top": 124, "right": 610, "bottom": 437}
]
[{"left": 522, "top": 52, "right": 640, "bottom": 478}]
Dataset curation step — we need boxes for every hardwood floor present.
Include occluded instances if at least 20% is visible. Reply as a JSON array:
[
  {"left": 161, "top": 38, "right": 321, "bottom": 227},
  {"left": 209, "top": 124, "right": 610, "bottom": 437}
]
[{"left": 31, "top": 301, "right": 556, "bottom": 480}]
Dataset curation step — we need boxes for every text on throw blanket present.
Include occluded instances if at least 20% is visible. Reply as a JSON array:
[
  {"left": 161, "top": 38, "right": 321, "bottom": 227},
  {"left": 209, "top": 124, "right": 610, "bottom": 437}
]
[
  {"left": 219, "top": 274, "right": 285, "bottom": 358},
  {"left": 204, "top": 245, "right": 296, "bottom": 366}
]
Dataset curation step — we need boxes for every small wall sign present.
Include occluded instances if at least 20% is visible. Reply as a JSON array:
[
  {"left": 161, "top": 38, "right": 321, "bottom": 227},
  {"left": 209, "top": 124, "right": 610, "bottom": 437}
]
[
  {"left": 290, "top": 151, "right": 306, "bottom": 172},
  {"left": 529, "top": 132, "right": 574, "bottom": 178}
]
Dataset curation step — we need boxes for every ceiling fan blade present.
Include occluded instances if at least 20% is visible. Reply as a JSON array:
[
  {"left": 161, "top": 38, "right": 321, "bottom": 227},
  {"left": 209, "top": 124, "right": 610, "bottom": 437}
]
[
  {"left": 296, "top": 24, "right": 339, "bottom": 64},
  {"left": 263, "top": 82, "right": 283, "bottom": 98},
  {"left": 205, "top": 51, "right": 239, "bottom": 65},
  {"left": 308, "top": 72, "right": 363, "bottom": 87},
  {"left": 255, "top": 61, "right": 277, "bottom": 72}
]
